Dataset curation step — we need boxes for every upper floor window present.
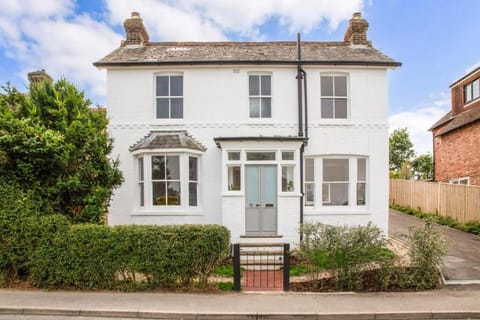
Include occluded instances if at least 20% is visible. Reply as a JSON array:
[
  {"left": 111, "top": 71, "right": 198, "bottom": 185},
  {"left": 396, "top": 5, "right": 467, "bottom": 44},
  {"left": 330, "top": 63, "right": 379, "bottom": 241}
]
[
  {"left": 464, "top": 79, "right": 480, "bottom": 104},
  {"left": 156, "top": 75, "right": 183, "bottom": 119},
  {"left": 249, "top": 74, "right": 271, "bottom": 118},
  {"left": 321, "top": 75, "right": 348, "bottom": 119}
]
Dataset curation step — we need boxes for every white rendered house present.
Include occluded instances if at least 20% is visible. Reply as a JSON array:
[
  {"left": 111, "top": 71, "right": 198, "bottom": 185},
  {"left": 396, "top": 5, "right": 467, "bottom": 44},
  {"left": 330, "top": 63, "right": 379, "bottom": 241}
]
[{"left": 94, "top": 12, "right": 400, "bottom": 244}]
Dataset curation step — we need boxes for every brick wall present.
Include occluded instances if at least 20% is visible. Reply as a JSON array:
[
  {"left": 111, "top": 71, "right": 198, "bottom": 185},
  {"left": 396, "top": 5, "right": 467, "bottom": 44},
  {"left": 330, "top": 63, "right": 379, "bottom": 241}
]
[{"left": 433, "top": 120, "right": 480, "bottom": 185}]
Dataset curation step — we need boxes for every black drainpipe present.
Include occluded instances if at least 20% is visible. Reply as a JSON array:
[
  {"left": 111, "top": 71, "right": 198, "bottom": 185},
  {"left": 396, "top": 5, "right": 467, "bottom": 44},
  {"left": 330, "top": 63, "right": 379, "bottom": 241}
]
[{"left": 296, "top": 33, "right": 305, "bottom": 242}]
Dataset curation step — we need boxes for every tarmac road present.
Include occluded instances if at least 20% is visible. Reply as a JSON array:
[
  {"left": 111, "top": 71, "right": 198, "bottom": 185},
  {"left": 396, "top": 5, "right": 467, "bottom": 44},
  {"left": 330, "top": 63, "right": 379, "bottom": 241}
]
[{"left": 389, "top": 209, "right": 480, "bottom": 281}]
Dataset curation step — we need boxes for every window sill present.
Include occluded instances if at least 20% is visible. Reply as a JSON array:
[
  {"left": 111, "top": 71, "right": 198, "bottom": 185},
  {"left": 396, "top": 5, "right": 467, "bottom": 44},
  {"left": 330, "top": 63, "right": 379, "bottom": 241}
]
[
  {"left": 279, "top": 192, "right": 302, "bottom": 197},
  {"left": 221, "top": 192, "right": 244, "bottom": 197},
  {"left": 304, "top": 207, "right": 370, "bottom": 215},
  {"left": 132, "top": 208, "right": 204, "bottom": 216}
]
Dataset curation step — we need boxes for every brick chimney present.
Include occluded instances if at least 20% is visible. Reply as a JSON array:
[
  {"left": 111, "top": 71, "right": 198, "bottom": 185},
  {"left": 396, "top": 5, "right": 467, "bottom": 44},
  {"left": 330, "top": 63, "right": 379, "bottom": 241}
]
[
  {"left": 122, "top": 12, "right": 149, "bottom": 46},
  {"left": 27, "top": 69, "right": 52, "bottom": 83},
  {"left": 344, "top": 12, "right": 370, "bottom": 46}
]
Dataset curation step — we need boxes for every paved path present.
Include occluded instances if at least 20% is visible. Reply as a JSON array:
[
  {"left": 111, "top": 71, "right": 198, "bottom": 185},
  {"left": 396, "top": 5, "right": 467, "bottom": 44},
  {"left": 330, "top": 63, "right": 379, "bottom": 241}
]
[
  {"left": 0, "top": 287, "right": 480, "bottom": 319},
  {"left": 389, "top": 209, "right": 480, "bottom": 281}
]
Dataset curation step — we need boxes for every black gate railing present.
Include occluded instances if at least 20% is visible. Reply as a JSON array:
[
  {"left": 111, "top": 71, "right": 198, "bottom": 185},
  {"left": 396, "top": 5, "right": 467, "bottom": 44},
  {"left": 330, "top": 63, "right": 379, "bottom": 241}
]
[{"left": 233, "top": 243, "right": 290, "bottom": 291}]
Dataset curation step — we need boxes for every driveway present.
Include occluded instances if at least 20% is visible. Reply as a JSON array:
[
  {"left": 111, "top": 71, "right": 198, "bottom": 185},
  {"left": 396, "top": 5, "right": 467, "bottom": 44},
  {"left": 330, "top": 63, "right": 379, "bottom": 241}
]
[{"left": 389, "top": 209, "right": 480, "bottom": 282}]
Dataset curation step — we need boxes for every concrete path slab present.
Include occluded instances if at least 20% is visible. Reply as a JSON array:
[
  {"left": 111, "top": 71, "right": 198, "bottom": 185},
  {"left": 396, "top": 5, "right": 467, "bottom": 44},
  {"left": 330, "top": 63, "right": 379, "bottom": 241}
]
[{"left": 389, "top": 209, "right": 480, "bottom": 281}]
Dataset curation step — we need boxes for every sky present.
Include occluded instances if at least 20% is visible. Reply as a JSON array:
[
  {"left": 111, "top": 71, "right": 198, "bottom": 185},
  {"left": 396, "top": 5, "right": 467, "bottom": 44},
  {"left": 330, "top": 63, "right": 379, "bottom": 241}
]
[{"left": 1, "top": 0, "right": 479, "bottom": 155}]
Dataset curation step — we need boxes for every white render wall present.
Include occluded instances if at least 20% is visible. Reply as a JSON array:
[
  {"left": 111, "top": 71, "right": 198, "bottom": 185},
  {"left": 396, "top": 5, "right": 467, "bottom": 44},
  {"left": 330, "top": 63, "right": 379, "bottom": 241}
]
[{"left": 106, "top": 64, "right": 391, "bottom": 243}]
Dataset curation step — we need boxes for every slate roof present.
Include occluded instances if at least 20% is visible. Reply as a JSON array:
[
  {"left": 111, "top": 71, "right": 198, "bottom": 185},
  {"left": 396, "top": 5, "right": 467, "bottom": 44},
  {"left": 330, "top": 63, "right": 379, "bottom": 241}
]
[
  {"left": 94, "top": 41, "right": 400, "bottom": 67},
  {"left": 129, "top": 131, "right": 206, "bottom": 152},
  {"left": 430, "top": 107, "right": 480, "bottom": 136}
]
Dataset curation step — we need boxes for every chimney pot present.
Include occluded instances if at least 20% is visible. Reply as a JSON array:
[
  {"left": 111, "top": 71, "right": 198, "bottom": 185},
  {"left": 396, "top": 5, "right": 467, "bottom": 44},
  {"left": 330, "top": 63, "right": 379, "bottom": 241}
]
[{"left": 131, "top": 12, "right": 140, "bottom": 18}]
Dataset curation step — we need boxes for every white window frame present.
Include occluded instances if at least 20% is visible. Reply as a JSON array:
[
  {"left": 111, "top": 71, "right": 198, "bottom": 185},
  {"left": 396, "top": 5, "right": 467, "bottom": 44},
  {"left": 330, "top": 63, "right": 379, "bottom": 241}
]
[
  {"left": 154, "top": 73, "right": 184, "bottom": 119},
  {"left": 133, "top": 150, "right": 202, "bottom": 214},
  {"left": 248, "top": 73, "right": 272, "bottom": 119},
  {"left": 450, "top": 177, "right": 470, "bottom": 185},
  {"left": 280, "top": 150, "right": 296, "bottom": 193},
  {"left": 320, "top": 73, "right": 349, "bottom": 119},
  {"left": 304, "top": 156, "right": 368, "bottom": 210},
  {"left": 464, "top": 79, "right": 480, "bottom": 105}
]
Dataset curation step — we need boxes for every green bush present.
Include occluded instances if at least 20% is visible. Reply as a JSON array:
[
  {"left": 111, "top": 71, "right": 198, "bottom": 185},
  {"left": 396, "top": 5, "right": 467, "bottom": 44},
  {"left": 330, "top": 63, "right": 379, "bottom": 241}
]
[
  {"left": 407, "top": 219, "right": 448, "bottom": 289},
  {"left": 299, "top": 222, "right": 393, "bottom": 290},
  {"left": 29, "top": 223, "right": 230, "bottom": 289}
]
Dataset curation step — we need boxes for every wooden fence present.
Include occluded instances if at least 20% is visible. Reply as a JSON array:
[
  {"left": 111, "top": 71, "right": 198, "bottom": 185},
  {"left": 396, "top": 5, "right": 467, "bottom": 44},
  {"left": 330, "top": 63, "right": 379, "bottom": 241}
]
[{"left": 389, "top": 179, "right": 480, "bottom": 223}]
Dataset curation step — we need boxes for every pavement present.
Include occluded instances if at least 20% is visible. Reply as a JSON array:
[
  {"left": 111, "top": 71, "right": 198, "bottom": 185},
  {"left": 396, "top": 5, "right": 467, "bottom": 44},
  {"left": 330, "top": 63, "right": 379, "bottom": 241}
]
[
  {"left": 389, "top": 209, "right": 480, "bottom": 282},
  {"left": 1, "top": 286, "right": 480, "bottom": 320}
]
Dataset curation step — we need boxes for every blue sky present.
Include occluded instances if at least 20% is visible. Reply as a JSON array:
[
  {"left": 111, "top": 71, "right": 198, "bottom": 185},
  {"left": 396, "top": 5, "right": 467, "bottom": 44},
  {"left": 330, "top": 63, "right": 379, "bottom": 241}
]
[{"left": 1, "top": 0, "right": 479, "bottom": 154}]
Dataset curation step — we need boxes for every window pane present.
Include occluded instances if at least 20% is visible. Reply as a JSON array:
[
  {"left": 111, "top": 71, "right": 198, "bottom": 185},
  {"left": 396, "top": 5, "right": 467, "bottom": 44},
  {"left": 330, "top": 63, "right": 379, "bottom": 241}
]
[
  {"left": 321, "top": 76, "right": 333, "bottom": 96},
  {"left": 305, "top": 159, "right": 314, "bottom": 181},
  {"left": 249, "top": 98, "right": 260, "bottom": 117},
  {"left": 139, "top": 182, "right": 144, "bottom": 206},
  {"left": 323, "top": 159, "right": 348, "bottom": 181},
  {"left": 322, "top": 183, "right": 330, "bottom": 203},
  {"left": 261, "top": 97, "right": 271, "bottom": 118},
  {"left": 324, "top": 183, "right": 348, "bottom": 206},
  {"left": 228, "top": 152, "right": 240, "bottom": 161},
  {"left": 465, "top": 84, "right": 472, "bottom": 102},
  {"left": 249, "top": 75, "right": 259, "bottom": 95},
  {"left": 305, "top": 183, "right": 315, "bottom": 205},
  {"left": 166, "top": 156, "right": 180, "bottom": 180},
  {"left": 170, "top": 98, "right": 183, "bottom": 118},
  {"left": 189, "top": 182, "right": 197, "bottom": 206},
  {"left": 167, "top": 181, "right": 181, "bottom": 205},
  {"left": 152, "top": 156, "right": 165, "bottom": 180},
  {"left": 357, "top": 158, "right": 366, "bottom": 181},
  {"left": 282, "top": 151, "right": 294, "bottom": 161},
  {"left": 156, "top": 76, "right": 169, "bottom": 96},
  {"left": 261, "top": 75, "right": 271, "bottom": 95},
  {"left": 321, "top": 98, "right": 334, "bottom": 118},
  {"left": 138, "top": 158, "right": 144, "bottom": 181},
  {"left": 152, "top": 181, "right": 166, "bottom": 205},
  {"left": 170, "top": 76, "right": 183, "bottom": 96},
  {"left": 228, "top": 166, "right": 241, "bottom": 190},
  {"left": 357, "top": 182, "right": 366, "bottom": 205},
  {"left": 246, "top": 152, "right": 276, "bottom": 161},
  {"left": 473, "top": 79, "right": 480, "bottom": 100},
  {"left": 335, "top": 76, "right": 347, "bottom": 97},
  {"left": 189, "top": 157, "right": 198, "bottom": 181},
  {"left": 282, "top": 166, "right": 294, "bottom": 192},
  {"left": 335, "top": 98, "right": 347, "bottom": 118},
  {"left": 156, "top": 98, "right": 169, "bottom": 118}
]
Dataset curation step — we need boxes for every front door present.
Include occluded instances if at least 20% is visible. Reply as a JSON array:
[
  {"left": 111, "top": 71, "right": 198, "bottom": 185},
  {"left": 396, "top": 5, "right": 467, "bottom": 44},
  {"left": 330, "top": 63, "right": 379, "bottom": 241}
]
[{"left": 245, "top": 165, "right": 277, "bottom": 235}]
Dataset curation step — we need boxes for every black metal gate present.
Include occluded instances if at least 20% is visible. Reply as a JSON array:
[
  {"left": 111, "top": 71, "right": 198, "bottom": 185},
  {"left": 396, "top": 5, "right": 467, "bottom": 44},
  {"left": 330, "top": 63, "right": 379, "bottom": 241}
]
[{"left": 233, "top": 243, "right": 290, "bottom": 291}]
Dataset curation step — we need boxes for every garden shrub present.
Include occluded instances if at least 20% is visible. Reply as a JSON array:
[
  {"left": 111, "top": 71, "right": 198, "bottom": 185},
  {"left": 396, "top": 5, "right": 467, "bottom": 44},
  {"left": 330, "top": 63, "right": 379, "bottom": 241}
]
[
  {"left": 29, "top": 224, "right": 230, "bottom": 289},
  {"left": 299, "top": 222, "right": 394, "bottom": 290},
  {"left": 407, "top": 219, "right": 448, "bottom": 289}
]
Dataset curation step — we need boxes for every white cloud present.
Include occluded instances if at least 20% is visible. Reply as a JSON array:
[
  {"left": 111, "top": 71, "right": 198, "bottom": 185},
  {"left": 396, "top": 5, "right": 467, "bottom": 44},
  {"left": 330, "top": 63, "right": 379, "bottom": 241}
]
[
  {"left": 105, "top": 0, "right": 366, "bottom": 40},
  {"left": 389, "top": 93, "right": 450, "bottom": 154},
  {"left": 0, "top": 0, "right": 121, "bottom": 103}
]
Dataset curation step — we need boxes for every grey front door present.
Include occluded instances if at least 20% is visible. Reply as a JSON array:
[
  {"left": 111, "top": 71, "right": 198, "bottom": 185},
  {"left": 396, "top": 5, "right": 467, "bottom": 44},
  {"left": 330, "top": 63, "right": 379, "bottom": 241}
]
[{"left": 245, "top": 165, "right": 277, "bottom": 235}]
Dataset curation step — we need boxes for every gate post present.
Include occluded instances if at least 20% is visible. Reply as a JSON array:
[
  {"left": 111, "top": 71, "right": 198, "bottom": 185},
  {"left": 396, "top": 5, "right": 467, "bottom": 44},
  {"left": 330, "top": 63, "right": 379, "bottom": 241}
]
[
  {"left": 233, "top": 243, "right": 241, "bottom": 291},
  {"left": 283, "top": 243, "right": 290, "bottom": 291}
]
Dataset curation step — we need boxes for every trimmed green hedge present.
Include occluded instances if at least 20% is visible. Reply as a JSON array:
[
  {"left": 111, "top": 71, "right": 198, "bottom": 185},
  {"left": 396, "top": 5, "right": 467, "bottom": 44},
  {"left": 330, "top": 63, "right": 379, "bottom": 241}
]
[{"left": 1, "top": 212, "right": 230, "bottom": 289}]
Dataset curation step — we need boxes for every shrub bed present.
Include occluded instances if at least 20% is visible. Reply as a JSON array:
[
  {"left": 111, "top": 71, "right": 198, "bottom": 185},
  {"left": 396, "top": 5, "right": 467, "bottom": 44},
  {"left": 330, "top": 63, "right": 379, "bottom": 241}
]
[{"left": 1, "top": 212, "right": 230, "bottom": 290}]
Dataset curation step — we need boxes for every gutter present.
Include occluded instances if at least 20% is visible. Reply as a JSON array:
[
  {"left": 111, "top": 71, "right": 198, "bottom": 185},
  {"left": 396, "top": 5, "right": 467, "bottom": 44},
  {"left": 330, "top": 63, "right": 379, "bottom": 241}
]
[{"left": 93, "top": 60, "right": 402, "bottom": 68}]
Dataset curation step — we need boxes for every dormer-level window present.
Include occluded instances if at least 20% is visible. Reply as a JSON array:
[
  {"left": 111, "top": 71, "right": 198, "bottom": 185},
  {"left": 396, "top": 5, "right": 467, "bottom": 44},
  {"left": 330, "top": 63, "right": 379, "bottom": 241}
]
[
  {"left": 249, "top": 74, "right": 271, "bottom": 118},
  {"left": 464, "top": 79, "right": 480, "bottom": 104},
  {"left": 321, "top": 75, "right": 348, "bottom": 119},
  {"left": 156, "top": 75, "right": 183, "bottom": 119}
]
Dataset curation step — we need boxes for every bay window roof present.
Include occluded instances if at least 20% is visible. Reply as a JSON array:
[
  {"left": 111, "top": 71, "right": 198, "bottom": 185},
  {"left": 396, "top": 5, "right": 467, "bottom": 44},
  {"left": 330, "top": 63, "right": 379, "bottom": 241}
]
[{"left": 129, "top": 131, "right": 206, "bottom": 152}]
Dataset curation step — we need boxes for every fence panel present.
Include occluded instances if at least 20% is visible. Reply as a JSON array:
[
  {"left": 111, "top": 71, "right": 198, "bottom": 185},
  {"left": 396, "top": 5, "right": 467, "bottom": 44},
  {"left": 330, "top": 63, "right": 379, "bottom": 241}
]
[{"left": 389, "top": 179, "right": 480, "bottom": 223}]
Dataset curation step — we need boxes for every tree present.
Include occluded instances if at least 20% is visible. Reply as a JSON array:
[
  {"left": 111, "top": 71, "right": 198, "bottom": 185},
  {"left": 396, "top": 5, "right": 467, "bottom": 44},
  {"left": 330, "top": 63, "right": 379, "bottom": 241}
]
[
  {"left": 411, "top": 153, "right": 433, "bottom": 180},
  {"left": 0, "top": 79, "right": 123, "bottom": 223},
  {"left": 389, "top": 128, "right": 415, "bottom": 172}
]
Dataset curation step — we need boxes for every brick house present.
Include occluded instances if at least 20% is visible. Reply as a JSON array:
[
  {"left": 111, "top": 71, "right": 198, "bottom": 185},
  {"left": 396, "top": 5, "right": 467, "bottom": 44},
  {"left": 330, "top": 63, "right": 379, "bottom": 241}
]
[
  {"left": 430, "top": 66, "right": 480, "bottom": 186},
  {"left": 94, "top": 12, "right": 400, "bottom": 243}
]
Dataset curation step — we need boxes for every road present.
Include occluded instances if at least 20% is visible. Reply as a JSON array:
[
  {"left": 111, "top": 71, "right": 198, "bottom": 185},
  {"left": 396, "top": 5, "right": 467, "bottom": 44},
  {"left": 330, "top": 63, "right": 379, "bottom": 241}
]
[{"left": 389, "top": 209, "right": 480, "bottom": 281}]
